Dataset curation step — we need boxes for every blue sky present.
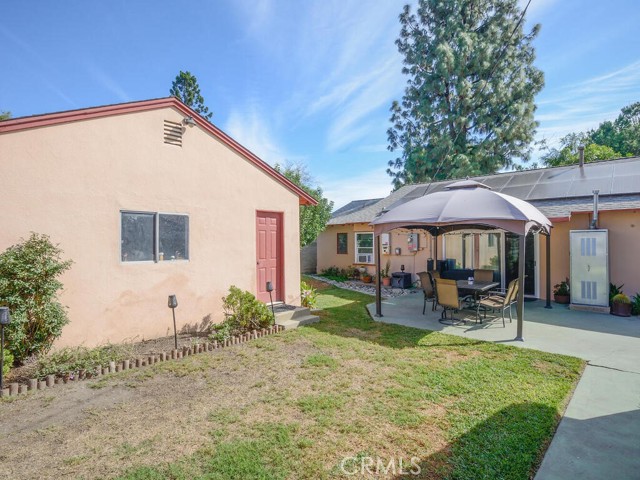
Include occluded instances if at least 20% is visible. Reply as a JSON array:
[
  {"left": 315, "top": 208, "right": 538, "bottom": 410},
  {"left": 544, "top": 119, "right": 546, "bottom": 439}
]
[{"left": 1, "top": 1, "right": 639, "bottom": 209}]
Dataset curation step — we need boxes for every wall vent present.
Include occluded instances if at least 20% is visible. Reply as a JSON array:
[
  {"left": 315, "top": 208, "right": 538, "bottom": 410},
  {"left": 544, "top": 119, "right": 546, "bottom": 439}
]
[{"left": 163, "top": 120, "right": 183, "bottom": 146}]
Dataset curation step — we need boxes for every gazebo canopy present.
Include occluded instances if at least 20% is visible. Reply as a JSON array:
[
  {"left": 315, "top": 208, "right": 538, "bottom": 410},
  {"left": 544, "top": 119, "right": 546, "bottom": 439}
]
[
  {"left": 369, "top": 180, "right": 553, "bottom": 342},
  {"left": 371, "top": 180, "right": 552, "bottom": 236}
]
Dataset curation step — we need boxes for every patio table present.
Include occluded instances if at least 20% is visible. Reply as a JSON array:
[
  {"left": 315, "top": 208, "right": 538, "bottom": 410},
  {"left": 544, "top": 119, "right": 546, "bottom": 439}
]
[{"left": 456, "top": 280, "right": 500, "bottom": 308}]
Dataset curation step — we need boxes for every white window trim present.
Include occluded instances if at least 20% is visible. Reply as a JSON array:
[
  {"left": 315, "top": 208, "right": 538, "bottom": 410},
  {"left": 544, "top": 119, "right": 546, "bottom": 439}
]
[
  {"left": 354, "top": 231, "right": 375, "bottom": 264},
  {"left": 120, "top": 210, "right": 190, "bottom": 263}
]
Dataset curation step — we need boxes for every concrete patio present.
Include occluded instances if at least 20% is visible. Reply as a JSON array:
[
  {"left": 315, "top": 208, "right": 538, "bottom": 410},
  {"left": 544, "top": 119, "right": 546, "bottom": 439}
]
[{"left": 366, "top": 295, "right": 640, "bottom": 480}]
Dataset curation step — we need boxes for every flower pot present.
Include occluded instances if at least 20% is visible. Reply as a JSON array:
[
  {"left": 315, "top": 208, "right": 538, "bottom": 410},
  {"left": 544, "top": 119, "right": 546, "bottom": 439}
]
[
  {"left": 382, "top": 277, "right": 391, "bottom": 286},
  {"left": 554, "top": 294, "right": 570, "bottom": 304},
  {"left": 611, "top": 302, "right": 632, "bottom": 317},
  {"left": 362, "top": 275, "right": 372, "bottom": 284}
]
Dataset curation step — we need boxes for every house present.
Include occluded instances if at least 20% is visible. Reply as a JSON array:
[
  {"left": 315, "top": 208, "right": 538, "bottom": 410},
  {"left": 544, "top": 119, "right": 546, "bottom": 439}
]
[
  {"left": 317, "top": 157, "right": 640, "bottom": 299},
  {"left": 0, "top": 98, "right": 316, "bottom": 347}
]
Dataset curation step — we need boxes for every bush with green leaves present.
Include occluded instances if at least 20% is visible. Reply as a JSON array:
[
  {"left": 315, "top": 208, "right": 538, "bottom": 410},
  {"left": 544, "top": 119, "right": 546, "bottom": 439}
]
[
  {"left": 36, "top": 344, "right": 134, "bottom": 378},
  {"left": 0, "top": 233, "right": 73, "bottom": 364},
  {"left": 2, "top": 346, "right": 13, "bottom": 377},
  {"left": 320, "top": 266, "right": 349, "bottom": 282},
  {"left": 210, "top": 287, "right": 273, "bottom": 342},
  {"left": 630, "top": 294, "right": 640, "bottom": 316},
  {"left": 300, "top": 281, "right": 317, "bottom": 309}
]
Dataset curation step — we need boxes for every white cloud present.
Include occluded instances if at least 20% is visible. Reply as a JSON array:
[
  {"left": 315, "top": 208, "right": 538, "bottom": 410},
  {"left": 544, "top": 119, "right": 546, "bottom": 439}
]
[
  {"left": 535, "top": 59, "right": 640, "bottom": 148},
  {"left": 321, "top": 167, "right": 394, "bottom": 211},
  {"left": 224, "top": 106, "right": 295, "bottom": 166},
  {"left": 86, "top": 65, "right": 130, "bottom": 102}
]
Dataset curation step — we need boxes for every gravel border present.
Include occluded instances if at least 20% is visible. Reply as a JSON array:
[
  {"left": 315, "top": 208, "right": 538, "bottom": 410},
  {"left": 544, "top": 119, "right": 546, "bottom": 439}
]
[{"left": 307, "top": 274, "right": 420, "bottom": 298}]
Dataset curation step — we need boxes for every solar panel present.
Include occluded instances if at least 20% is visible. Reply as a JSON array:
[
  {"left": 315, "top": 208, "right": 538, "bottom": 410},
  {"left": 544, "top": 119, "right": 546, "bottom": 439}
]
[
  {"left": 611, "top": 175, "right": 640, "bottom": 195},
  {"left": 504, "top": 170, "right": 543, "bottom": 187},
  {"left": 613, "top": 161, "right": 640, "bottom": 176},
  {"left": 568, "top": 178, "right": 613, "bottom": 197},
  {"left": 528, "top": 181, "right": 573, "bottom": 200},
  {"left": 500, "top": 185, "right": 536, "bottom": 199}
]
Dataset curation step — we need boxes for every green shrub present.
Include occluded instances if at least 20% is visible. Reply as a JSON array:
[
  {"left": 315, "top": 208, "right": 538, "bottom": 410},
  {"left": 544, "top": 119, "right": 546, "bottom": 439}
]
[
  {"left": 610, "top": 283, "right": 624, "bottom": 306},
  {"left": 631, "top": 294, "right": 640, "bottom": 316},
  {"left": 2, "top": 346, "right": 13, "bottom": 377},
  {"left": 320, "top": 266, "right": 348, "bottom": 282},
  {"left": 300, "top": 281, "right": 317, "bottom": 309},
  {"left": 611, "top": 293, "right": 630, "bottom": 304},
  {"left": 210, "top": 287, "right": 273, "bottom": 342},
  {"left": 0, "top": 233, "right": 73, "bottom": 364},
  {"left": 36, "top": 344, "right": 134, "bottom": 378}
]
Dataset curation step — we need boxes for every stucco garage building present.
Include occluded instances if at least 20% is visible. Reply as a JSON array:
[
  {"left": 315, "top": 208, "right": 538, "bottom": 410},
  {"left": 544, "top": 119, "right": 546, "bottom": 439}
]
[{"left": 0, "top": 98, "right": 316, "bottom": 347}]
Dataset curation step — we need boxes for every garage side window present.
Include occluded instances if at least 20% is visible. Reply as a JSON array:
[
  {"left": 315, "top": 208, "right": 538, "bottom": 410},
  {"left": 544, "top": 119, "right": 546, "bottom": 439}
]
[
  {"left": 121, "top": 211, "right": 189, "bottom": 262},
  {"left": 159, "top": 214, "right": 189, "bottom": 261},
  {"left": 121, "top": 212, "right": 155, "bottom": 262}
]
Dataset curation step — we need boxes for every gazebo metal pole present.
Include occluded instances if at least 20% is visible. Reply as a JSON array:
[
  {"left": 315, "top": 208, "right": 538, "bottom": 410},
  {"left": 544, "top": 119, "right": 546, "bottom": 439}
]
[
  {"left": 434, "top": 230, "right": 438, "bottom": 271},
  {"left": 375, "top": 234, "right": 382, "bottom": 317},
  {"left": 545, "top": 233, "right": 552, "bottom": 309},
  {"left": 516, "top": 234, "right": 526, "bottom": 341}
]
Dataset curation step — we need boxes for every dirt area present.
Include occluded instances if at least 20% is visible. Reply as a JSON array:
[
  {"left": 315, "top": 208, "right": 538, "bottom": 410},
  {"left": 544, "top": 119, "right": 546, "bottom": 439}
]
[
  {"left": 5, "top": 332, "right": 210, "bottom": 384},
  {"left": 0, "top": 334, "right": 317, "bottom": 479}
]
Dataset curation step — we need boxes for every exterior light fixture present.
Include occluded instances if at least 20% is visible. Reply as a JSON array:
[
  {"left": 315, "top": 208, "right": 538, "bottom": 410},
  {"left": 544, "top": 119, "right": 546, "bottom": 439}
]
[
  {"left": 401, "top": 264, "right": 405, "bottom": 272},
  {"left": 182, "top": 116, "right": 196, "bottom": 127},
  {"left": 0, "top": 307, "right": 10, "bottom": 397},
  {"left": 168, "top": 295, "right": 178, "bottom": 350},
  {"left": 266, "top": 281, "right": 275, "bottom": 320}
]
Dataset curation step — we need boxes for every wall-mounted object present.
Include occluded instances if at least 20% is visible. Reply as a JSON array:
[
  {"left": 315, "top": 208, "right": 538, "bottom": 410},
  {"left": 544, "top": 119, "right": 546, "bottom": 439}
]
[
  {"left": 395, "top": 247, "right": 401, "bottom": 255},
  {"left": 408, "top": 233, "right": 419, "bottom": 252},
  {"left": 381, "top": 233, "right": 391, "bottom": 254}
]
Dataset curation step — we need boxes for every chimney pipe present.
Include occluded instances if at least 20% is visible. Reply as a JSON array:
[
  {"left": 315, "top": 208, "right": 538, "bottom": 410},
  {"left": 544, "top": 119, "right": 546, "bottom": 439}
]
[
  {"left": 578, "top": 144, "right": 585, "bottom": 168},
  {"left": 590, "top": 189, "right": 599, "bottom": 229}
]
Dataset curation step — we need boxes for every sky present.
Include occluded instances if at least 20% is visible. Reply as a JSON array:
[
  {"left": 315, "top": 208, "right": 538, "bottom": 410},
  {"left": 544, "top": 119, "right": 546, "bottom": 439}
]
[{"left": 1, "top": 1, "right": 639, "bottom": 209}]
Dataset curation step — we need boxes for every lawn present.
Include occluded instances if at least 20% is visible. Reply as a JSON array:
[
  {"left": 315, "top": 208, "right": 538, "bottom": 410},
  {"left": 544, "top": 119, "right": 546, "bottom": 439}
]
[{"left": 0, "top": 279, "right": 583, "bottom": 479}]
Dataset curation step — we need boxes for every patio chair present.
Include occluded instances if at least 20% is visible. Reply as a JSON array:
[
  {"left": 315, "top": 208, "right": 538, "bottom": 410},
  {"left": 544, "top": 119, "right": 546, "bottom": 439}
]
[
  {"left": 417, "top": 272, "right": 437, "bottom": 314},
  {"left": 473, "top": 269, "right": 494, "bottom": 282},
  {"left": 476, "top": 278, "right": 519, "bottom": 326},
  {"left": 435, "top": 278, "right": 465, "bottom": 325}
]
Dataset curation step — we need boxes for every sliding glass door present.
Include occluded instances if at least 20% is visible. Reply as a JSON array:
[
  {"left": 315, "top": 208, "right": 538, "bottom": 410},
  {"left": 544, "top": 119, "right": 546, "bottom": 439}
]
[{"left": 504, "top": 232, "right": 537, "bottom": 297}]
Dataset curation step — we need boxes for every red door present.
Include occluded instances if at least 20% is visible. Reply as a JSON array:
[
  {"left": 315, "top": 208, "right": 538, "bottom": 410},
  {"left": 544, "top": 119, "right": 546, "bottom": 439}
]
[{"left": 256, "top": 212, "right": 283, "bottom": 303}]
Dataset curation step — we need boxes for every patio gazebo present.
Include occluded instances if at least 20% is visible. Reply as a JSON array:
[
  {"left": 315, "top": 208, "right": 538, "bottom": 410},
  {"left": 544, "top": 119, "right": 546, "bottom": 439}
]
[{"left": 370, "top": 180, "right": 553, "bottom": 341}]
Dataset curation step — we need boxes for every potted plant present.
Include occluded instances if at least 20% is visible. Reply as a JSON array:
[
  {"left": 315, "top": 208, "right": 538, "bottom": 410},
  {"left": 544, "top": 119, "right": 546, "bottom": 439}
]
[
  {"left": 611, "top": 293, "right": 632, "bottom": 317},
  {"left": 381, "top": 260, "right": 391, "bottom": 286},
  {"left": 553, "top": 278, "right": 570, "bottom": 304},
  {"left": 361, "top": 268, "right": 372, "bottom": 283}
]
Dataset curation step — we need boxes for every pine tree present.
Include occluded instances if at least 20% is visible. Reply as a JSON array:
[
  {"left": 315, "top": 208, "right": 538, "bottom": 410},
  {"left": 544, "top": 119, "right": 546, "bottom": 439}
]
[
  {"left": 170, "top": 71, "right": 213, "bottom": 120},
  {"left": 387, "top": 0, "right": 544, "bottom": 187}
]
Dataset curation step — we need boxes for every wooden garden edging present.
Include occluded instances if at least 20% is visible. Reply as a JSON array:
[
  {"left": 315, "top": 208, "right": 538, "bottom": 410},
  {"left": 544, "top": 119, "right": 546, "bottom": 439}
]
[{"left": 1, "top": 325, "right": 284, "bottom": 398}]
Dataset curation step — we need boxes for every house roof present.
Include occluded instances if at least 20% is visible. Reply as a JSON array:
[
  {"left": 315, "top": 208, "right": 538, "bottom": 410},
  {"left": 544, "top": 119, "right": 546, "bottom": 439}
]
[
  {"left": 328, "top": 156, "right": 640, "bottom": 225},
  {"left": 0, "top": 97, "right": 317, "bottom": 206},
  {"left": 331, "top": 198, "right": 383, "bottom": 218}
]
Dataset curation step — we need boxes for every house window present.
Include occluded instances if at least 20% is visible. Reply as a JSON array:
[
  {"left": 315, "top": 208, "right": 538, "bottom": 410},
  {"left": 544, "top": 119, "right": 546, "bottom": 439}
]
[
  {"left": 443, "top": 232, "right": 501, "bottom": 272},
  {"left": 121, "top": 211, "right": 189, "bottom": 262},
  {"left": 355, "top": 232, "right": 374, "bottom": 264},
  {"left": 337, "top": 233, "right": 348, "bottom": 254}
]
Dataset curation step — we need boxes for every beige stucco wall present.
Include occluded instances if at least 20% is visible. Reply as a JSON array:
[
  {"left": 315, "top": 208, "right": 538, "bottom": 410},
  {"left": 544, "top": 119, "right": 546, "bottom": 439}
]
[
  {"left": 541, "top": 210, "right": 640, "bottom": 300},
  {"left": 320, "top": 208, "right": 640, "bottom": 300},
  {"left": 0, "top": 107, "right": 302, "bottom": 347},
  {"left": 317, "top": 224, "right": 437, "bottom": 278}
]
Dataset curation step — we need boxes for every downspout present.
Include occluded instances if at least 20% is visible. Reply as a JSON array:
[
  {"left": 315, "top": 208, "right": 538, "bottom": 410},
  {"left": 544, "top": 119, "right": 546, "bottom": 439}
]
[{"left": 590, "top": 190, "right": 600, "bottom": 229}]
